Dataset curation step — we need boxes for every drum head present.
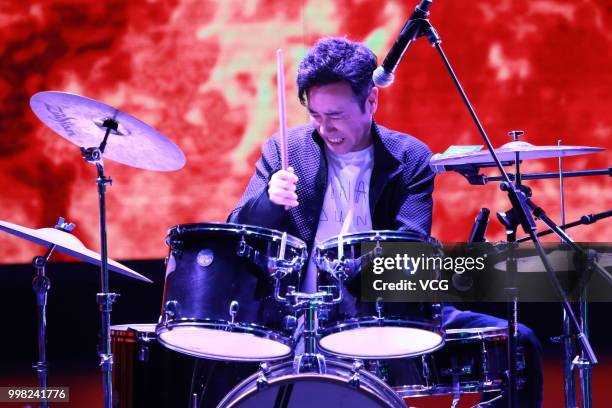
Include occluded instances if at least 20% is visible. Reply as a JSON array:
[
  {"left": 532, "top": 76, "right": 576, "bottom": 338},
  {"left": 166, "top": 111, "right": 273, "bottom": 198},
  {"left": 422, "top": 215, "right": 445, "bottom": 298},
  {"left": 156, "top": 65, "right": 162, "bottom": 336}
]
[
  {"left": 157, "top": 324, "right": 292, "bottom": 361},
  {"left": 317, "top": 230, "right": 433, "bottom": 251},
  {"left": 319, "top": 326, "right": 444, "bottom": 359},
  {"left": 218, "top": 360, "right": 405, "bottom": 408},
  {"left": 222, "top": 375, "right": 391, "bottom": 407}
]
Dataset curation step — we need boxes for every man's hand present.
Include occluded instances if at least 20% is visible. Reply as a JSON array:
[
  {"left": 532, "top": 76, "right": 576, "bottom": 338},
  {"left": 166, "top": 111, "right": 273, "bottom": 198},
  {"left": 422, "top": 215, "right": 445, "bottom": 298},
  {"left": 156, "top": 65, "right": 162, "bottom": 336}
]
[{"left": 268, "top": 166, "right": 299, "bottom": 208}]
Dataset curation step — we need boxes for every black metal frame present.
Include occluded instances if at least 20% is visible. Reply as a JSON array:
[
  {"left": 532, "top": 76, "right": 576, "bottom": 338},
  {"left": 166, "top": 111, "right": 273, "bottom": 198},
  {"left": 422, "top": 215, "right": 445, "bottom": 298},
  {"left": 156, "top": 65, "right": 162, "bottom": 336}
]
[{"left": 395, "top": 10, "right": 610, "bottom": 407}]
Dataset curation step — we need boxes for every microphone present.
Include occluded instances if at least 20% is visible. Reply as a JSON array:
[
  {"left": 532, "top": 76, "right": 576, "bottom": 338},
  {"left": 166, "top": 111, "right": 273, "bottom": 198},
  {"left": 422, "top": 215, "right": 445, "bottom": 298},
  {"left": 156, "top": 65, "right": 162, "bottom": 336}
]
[
  {"left": 453, "top": 207, "right": 490, "bottom": 292},
  {"left": 452, "top": 271, "right": 474, "bottom": 292},
  {"left": 373, "top": 0, "right": 433, "bottom": 87},
  {"left": 468, "top": 208, "right": 490, "bottom": 243}
]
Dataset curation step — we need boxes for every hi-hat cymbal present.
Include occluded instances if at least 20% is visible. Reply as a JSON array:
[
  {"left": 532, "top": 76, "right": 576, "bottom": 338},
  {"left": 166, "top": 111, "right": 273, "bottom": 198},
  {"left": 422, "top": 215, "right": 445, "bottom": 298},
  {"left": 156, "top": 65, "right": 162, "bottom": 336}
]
[
  {"left": 431, "top": 141, "right": 605, "bottom": 167},
  {"left": 494, "top": 249, "right": 611, "bottom": 273},
  {"left": 30, "top": 91, "right": 186, "bottom": 171},
  {"left": 0, "top": 219, "right": 152, "bottom": 283}
]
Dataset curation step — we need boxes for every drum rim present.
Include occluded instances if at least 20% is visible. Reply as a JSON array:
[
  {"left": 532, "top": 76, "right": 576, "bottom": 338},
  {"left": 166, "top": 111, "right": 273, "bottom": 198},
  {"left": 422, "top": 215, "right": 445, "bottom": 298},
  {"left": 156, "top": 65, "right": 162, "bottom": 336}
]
[
  {"left": 217, "top": 358, "right": 406, "bottom": 408},
  {"left": 166, "top": 222, "right": 307, "bottom": 250},
  {"left": 111, "top": 323, "right": 158, "bottom": 341},
  {"left": 316, "top": 230, "right": 437, "bottom": 251},
  {"left": 445, "top": 326, "right": 508, "bottom": 342},
  {"left": 387, "top": 326, "right": 523, "bottom": 398},
  {"left": 393, "top": 381, "right": 505, "bottom": 398},
  {"left": 318, "top": 318, "right": 445, "bottom": 359},
  {"left": 111, "top": 323, "right": 157, "bottom": 332},
  {"left": 155, "top": 319, "right": 294, "bottom": 362}
]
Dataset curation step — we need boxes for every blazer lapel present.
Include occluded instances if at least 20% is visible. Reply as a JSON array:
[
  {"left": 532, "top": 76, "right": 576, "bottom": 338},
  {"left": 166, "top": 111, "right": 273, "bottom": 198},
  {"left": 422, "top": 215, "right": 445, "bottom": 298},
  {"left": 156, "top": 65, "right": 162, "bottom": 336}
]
[
  {"left": 369, "top": 124, "right": 402, "bottom": 214},
  {"left": 293, "top": 130, "right": 328, "bottom": 248}
]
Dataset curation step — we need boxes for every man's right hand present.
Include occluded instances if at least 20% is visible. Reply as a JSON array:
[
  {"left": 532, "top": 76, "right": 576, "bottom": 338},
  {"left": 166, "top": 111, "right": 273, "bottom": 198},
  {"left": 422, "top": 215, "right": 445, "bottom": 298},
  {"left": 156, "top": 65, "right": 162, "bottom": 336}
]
[{"left": 268, "top": 166, "right": 299, "bottom": 208}]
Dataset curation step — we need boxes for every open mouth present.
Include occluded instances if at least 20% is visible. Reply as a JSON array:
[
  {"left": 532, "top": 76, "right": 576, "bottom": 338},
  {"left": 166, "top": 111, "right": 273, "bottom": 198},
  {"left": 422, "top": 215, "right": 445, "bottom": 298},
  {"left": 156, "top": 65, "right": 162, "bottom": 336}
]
[{"left": 327, "top": 137, "right": 344, "bottom": 145}]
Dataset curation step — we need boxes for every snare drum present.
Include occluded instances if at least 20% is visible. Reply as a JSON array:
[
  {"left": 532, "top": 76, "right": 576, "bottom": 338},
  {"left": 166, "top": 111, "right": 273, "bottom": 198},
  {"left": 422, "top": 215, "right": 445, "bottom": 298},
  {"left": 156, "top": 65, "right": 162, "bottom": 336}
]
[
  {"left": 367, "top": 327, "right": 525, "bottom": 398},
  {"left": 316, "top": 230, "right": 444, "bottom": 359},
  {"left": 217, "top": 358, "right": 406, "bottom": 408},
  {"left": 157, "top": 223, "right": 306, "bottom": 361},
  {"left": 111, "top": 323, "right": 194, "bottom": 408}
]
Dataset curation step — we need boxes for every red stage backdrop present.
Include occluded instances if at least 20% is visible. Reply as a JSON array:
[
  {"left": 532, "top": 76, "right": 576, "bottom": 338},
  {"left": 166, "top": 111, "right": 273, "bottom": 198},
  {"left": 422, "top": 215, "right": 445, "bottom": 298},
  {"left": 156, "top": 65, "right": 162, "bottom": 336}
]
[{"left": 0, "top": 0, "right": 610, "bottom": 263}]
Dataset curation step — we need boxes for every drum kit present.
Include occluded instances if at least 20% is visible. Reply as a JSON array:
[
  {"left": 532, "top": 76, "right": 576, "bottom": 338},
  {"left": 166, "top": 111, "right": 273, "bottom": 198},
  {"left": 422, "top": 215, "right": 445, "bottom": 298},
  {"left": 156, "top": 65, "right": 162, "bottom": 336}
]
[
  {"left": 0, "top": 1, "right": 606, "bottom": 405},
  {"left": 0, "top": 85, "right": 609, "bottom": 406}
]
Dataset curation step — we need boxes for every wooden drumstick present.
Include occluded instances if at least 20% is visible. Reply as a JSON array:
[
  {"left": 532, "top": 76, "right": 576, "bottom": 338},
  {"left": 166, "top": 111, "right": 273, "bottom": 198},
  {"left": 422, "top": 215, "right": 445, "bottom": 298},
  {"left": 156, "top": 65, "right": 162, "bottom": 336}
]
[
  {"left": 279, "top": 231, "right": 287, "bottom": 261},
  {"left": 277, "top": 49, "right": 289, "bottom": 170},
  {"left": 277, "top": 49, "right": 291, "bottom": 210}
]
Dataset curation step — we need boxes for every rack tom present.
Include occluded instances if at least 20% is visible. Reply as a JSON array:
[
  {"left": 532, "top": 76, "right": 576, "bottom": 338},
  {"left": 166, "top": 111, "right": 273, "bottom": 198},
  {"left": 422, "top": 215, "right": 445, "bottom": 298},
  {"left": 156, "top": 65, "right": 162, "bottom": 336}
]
[
  {"left": 157, "top": 223, "right": 306, "bottom": 361},
  {"left": 316, "top": 230, "right": 444, "bottom": 359}
]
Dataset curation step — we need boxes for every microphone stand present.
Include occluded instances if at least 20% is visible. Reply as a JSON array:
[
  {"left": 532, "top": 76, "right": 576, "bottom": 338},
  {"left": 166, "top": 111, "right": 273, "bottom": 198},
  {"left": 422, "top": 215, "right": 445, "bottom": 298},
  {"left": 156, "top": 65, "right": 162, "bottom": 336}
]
[{"left": 403, "top": 16, "right": 610, "bottom": 408}]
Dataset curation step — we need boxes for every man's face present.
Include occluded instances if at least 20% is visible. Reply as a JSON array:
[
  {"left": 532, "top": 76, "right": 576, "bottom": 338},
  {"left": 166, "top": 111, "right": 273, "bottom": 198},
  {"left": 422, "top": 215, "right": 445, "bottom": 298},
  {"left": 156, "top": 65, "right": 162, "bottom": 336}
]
[{"left": 307, "top": 82, "right": 378, "bottom": 154}]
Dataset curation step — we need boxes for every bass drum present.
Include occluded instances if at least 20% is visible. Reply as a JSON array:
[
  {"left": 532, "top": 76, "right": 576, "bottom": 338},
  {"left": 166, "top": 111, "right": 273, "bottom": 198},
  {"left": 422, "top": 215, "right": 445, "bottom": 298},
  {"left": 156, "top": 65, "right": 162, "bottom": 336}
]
[
  {"left": 157, "top": 223, "right": 306, "bottom": 362},
  {"left": 217, "top": 359, "right": 406, "bottom": 408}
]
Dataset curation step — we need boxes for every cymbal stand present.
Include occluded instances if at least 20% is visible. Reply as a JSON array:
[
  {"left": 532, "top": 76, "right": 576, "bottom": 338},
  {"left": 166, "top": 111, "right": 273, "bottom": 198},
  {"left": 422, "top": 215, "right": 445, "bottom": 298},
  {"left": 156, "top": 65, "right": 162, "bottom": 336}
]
[
  {"left": 495, "top": 131, "right": 527, "bottom": 407},
  {"left": 557, "top": 142, "right": 578, "bottom": 408},
  {"left": 474, "top": 167, "right": 611, "bottom": 184},
  {"left": 80, "top": 118, "right": 120, "bottom": 408},
  {"left": 575, "top": 250, "right": 598, "bottom": 408},
  {"left": 402, "top": 14, "right": 608, "bottom": 407},
  {"left": 31, "top": 217, "right": 75, "bottom": 408},
  {"left": 32, "top": 247, "right": 52, "bottom": 408},
  {"left": 515, "top": 210, "right": 612, "bottom": 244}
]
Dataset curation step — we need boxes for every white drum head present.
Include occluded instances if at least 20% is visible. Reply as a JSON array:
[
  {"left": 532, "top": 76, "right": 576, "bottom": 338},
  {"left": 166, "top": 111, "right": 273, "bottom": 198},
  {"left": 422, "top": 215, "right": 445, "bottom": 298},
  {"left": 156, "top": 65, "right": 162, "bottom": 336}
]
[
  {"left": 218, "top": 359, "right": 405, "bottom": 408},
  {"left": 157, "top": 326, "right": 291, "bottom": 361},
  {"left": 319, "top": 326, "right": 443, "bottom": 359},
  {"left": 223, "top": 375, "right": 394, "bottom": 407}
]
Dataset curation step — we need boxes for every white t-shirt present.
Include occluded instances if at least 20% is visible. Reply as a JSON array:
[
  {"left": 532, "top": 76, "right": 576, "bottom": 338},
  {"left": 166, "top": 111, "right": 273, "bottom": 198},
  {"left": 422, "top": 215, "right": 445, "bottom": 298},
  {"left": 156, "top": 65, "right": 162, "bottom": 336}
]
[{"left": 303, "top": 145, "right": 374, "bottom": 292}]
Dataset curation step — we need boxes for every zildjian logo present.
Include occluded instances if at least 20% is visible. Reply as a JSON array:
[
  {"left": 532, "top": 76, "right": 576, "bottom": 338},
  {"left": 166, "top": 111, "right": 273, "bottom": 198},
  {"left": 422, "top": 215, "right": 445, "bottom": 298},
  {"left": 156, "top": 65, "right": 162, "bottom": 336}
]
[{"left": 45, "top": 103, "right": 77, "bottom": 137}]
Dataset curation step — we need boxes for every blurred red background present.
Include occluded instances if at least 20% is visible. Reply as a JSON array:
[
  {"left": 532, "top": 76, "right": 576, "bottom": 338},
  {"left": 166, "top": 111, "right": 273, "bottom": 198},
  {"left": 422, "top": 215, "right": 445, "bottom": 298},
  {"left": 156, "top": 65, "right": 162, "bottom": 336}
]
[{"left": 1, "top": 0, "right": 610, "bottom": 263}]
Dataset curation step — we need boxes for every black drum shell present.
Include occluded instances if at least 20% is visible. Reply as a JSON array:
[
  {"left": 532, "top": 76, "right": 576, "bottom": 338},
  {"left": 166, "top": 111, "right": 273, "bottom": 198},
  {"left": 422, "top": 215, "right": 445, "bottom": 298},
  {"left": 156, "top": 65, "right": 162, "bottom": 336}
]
[
  {"left": 364, "top": 327, "right": 525, "bottom": 396},
  {"left": 160, "top": 223, "right": 303, "bottom": 336},
  {"left": 316, "top": 231, "right": 444, "bottom": 333}
]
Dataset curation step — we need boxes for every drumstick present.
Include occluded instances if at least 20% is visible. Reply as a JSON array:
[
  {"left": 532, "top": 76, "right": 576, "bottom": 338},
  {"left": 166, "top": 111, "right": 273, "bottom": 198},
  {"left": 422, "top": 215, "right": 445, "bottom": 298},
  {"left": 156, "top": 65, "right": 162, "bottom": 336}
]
[
  {"left": 279, "top": 231, "right": 287, "bottom": 260},
  {"left": 276, "top": 48, "right": 289, "bottom": 170},
  {"left": 277, "top": 49, "right": 290, "bottom": 210}
]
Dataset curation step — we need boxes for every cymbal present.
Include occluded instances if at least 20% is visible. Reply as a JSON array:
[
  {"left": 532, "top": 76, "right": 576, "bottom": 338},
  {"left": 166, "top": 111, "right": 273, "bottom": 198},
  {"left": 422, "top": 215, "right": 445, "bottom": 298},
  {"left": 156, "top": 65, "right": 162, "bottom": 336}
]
[
  {"left": 0, "top": 220, "right": 152, "bottom": 283},
  {"left": 30, "top": 91, "right": 186, "bottom": 171},
  {"left": 494, "top": 249, "right": 611, "bottom": 273},
  {"left": 430, "top": 141, "right": 605, "bottom": 167}
]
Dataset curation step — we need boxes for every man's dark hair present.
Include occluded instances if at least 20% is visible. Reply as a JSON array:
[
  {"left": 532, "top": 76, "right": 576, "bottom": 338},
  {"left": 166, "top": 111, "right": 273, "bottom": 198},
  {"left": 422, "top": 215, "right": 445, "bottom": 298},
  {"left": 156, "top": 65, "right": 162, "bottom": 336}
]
[{"left": 297, "top": 37, "right": 377, "bottom": 111}]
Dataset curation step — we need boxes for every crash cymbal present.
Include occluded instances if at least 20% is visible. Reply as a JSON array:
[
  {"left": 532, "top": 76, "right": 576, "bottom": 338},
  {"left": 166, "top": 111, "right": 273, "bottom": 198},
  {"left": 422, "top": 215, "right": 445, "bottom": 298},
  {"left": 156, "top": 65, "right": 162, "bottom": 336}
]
[
  {"left": 430, "top": 141, "right": 605, "bottom": 167},
  {"left": 0, "top": 219, "right": 152, "bottom": 283},
  {"left": 494, "top": 249, "right": 611, "bottom": 273},
  {"left": 30, "top": 91, "right": 186, "bottom": 171}
]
